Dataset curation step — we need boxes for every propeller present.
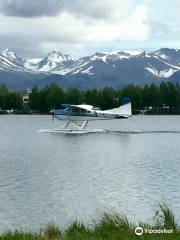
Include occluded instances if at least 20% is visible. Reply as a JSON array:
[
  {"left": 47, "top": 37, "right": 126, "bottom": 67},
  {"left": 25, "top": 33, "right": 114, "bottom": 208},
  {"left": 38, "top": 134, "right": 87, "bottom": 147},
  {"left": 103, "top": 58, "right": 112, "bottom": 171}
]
[
  {"left": 52, "top": 112, "right": 55, "bottom": 122},
  {"left": 50, "top": 109, "right": 55, "bottom": 122}
]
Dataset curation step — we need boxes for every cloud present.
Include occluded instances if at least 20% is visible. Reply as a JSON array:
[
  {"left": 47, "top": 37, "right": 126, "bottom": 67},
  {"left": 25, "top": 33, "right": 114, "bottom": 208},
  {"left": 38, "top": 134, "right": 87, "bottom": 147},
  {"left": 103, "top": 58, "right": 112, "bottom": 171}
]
[
  {"left": 0, "top": 0, "right": 64, "bottom": 17},
  {"left": 0, "top": 0, "right": 178, "bottom": 58},
  {"left": 62, "top": 0, "right": 131, "bottom": 20},
  {"left": 144, "top": 0, "right": 180, "bottom": 43},
  {"left": 0, "top": 0, "right": 131, "bottom": 19},
  {"left": 0, "top": 1, "right": 151, "bottom": 57}
]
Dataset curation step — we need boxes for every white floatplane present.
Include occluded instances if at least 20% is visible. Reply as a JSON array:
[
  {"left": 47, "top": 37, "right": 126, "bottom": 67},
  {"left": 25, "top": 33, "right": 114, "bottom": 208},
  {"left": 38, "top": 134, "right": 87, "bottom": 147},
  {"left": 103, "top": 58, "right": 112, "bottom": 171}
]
[{"left": 48, "top": 98, "right": 132, "bottom": 134}]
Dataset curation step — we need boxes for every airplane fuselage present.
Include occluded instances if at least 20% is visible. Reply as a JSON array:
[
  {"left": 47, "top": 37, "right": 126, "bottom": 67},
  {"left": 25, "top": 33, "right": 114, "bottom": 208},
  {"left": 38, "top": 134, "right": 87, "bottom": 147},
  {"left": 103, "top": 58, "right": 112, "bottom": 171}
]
[
  {"left": 50, "top": 101, "right": 132, "bottom": 131},
  {"left": 51, "top": 101, "right": 131, "bottom": 123},
  {"left": 53, "top": 109, "right": 129, "bottom": 121}
]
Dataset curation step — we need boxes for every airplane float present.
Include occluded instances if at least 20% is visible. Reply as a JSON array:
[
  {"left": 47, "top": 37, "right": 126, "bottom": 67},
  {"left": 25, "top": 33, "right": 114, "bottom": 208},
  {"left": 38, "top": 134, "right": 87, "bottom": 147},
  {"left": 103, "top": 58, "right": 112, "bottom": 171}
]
[{"left": 47, "top": 98, "right": 132, "bottom": 134}]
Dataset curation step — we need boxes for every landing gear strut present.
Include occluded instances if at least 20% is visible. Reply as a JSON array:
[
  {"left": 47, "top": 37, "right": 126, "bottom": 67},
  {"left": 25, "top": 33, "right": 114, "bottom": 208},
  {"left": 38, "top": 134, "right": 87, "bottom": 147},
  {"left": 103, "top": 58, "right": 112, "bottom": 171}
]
[{"left": 61, "top": 120, "right": 89, "bottom": 130}]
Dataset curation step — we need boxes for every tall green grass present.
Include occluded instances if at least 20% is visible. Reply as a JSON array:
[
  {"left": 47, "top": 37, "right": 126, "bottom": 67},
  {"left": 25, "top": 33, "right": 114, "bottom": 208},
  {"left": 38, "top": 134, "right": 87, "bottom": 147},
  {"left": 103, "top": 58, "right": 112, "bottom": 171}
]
[
  {"left": 0, "top": 203, "right": 179, "bottom": 240},
  {"left": 154, "top": 203, "right": 177, "bottom": 230}
]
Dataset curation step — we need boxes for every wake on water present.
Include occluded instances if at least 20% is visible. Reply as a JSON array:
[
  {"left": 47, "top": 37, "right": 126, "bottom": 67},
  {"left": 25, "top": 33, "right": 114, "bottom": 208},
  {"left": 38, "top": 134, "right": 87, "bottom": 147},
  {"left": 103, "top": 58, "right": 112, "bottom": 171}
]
[
  {"left": 38, "top": 129, "right": 180, "bottom": 135},
  {"left": 38, "top": 128, "right": 106, "bottom": 134},
  {"left": 38, "top": 116, "right": 180, "bottom": 134}
]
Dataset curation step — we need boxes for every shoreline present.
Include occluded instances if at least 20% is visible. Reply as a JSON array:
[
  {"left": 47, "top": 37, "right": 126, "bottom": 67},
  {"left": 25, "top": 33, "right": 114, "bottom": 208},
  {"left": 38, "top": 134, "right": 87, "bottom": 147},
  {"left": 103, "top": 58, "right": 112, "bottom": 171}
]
[
  {"left": 1, "top": 110, "right": 180, "bottom": 116},
  {"left": 0, "top": 203, "right": 179, "bottom": 239}
]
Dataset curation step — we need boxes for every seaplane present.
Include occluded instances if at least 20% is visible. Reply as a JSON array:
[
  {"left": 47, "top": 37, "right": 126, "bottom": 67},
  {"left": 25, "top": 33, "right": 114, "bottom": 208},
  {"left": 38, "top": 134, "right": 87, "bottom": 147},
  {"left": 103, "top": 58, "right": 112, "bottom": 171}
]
[{"left": 42, "top": 98, "right": 132, "bottom": 134}]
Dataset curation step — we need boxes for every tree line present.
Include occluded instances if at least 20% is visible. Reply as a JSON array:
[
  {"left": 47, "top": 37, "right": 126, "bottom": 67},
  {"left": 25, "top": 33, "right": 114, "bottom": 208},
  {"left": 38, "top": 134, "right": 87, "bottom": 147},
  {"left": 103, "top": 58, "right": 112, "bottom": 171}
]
[
  {"left": 0, "top": 84, "right": 22, "bottom": 110},
  {"left": 1, "top": 82, "right": 180, "bottom": 113}
]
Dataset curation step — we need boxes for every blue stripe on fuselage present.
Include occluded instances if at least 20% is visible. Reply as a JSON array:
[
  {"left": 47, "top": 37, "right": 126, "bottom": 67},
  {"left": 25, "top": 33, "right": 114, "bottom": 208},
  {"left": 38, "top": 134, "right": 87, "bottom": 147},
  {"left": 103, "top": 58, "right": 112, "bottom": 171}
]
[
  {"left": 52, "top": 109, "right": 128, "bottom": 119},
  {"left": 53, "top": 109, "right": 66, "bottom": 115}
]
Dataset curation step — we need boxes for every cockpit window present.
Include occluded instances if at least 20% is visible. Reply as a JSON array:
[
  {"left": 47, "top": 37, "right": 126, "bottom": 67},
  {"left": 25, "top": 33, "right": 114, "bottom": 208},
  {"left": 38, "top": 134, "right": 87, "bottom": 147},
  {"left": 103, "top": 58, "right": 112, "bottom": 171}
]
[{"left": 64, "top": 106, "right": 91, "bottom": 114}]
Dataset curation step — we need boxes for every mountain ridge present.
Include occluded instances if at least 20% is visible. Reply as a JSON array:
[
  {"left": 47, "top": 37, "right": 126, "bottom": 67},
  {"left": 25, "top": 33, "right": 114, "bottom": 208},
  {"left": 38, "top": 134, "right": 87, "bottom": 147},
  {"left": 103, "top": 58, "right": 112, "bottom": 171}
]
[{"left": 0, "top": 48, "right": 180, "bottom": 90}]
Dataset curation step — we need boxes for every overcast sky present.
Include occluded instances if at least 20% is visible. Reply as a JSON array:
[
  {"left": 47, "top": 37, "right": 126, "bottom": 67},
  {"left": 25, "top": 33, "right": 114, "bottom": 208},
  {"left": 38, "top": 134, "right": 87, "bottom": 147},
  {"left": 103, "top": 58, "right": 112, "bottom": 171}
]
[{"left": 0, "top": 0, "right": 179, "bottom": 58}]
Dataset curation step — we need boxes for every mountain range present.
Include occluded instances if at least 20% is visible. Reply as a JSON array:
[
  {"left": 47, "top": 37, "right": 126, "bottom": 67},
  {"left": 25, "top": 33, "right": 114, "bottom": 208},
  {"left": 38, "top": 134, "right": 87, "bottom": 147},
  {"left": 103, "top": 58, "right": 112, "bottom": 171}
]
[{"left": 0, "top": 48, "right": 180, "bottom": 90}]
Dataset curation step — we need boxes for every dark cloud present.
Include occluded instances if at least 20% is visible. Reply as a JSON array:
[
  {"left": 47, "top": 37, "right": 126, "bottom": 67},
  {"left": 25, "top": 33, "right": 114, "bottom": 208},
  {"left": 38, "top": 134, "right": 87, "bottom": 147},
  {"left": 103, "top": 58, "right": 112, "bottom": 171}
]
[
  {"left": 1, "top": 0, "right": 178, "bottom": 59},
  {"left": 0, "top": 0, "right": 66, "bottom": 17},
  {"left": 0, "top": 33, "right": 44, "bottom": 57},
  {"left": 0, "top": 1, "right": 152, "bottom": 58},
  {"left": 0, "top": 0, "right": 126, "bottom": 19},
  {"left": 0, "top": 29, "right": 86, "bottom": 58}
]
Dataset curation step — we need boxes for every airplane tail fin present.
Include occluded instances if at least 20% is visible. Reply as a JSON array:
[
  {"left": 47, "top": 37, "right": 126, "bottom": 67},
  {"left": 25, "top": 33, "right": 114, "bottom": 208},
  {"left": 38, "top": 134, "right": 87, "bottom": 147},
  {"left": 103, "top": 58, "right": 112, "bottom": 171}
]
[{"left": 105, "top": 98, "right": 132, "bottom": 117}]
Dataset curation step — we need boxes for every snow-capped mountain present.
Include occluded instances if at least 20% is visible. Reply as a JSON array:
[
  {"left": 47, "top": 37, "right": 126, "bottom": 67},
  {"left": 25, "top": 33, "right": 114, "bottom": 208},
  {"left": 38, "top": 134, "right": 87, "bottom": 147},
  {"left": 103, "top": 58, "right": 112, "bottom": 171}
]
[
  {"left": 35, "top": 50, "right": 143, "bottom": 75},
  {"left": 147, "top": 49, "right": 180, "bottom": 78},
  {"left": 36, "top": 50, "right": 72, "bottom": 72},
  {"left": 24, "top": 58, "right": 42, "bottom": 71},
  {"left": 0, "top": 48, "right": 26, "bottom": 71},
  {"left": 28, "top": 48, "right": 180, "bottom": 79},
  {"left": 0, "top": 48, "right": 180, "bottom": 89}
]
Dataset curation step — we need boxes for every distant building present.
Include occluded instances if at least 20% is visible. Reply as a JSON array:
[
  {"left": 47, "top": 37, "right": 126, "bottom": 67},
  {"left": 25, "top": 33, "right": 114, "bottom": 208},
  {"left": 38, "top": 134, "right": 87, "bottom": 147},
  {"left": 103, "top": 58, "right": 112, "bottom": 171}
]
[{"left": 22, "top": 89, "right": 32, "bottom": 104}]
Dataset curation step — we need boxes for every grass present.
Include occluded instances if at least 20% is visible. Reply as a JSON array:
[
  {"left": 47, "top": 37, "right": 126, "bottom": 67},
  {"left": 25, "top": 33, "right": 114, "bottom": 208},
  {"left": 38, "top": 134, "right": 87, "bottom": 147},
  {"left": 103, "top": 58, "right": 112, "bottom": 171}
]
[{"left": 0, "top": 203, "right": 179, "bottom": 240}]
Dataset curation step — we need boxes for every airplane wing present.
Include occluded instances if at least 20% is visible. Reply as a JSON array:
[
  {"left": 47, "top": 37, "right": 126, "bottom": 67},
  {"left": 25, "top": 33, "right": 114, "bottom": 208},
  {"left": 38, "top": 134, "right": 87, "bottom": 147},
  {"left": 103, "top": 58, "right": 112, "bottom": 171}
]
[
  {"left": 75, "top": 104, "right": 94, "bottom": 111},
  {"left": 62, "top": 104, "right": 93, "bottom": 111}
]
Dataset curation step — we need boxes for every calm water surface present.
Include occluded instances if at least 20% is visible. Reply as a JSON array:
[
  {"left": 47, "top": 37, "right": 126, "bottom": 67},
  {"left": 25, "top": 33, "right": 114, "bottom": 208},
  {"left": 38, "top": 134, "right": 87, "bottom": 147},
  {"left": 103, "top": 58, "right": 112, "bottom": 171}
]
[{"left": 0, "top": 115, "right": 180, "bottom": 230}]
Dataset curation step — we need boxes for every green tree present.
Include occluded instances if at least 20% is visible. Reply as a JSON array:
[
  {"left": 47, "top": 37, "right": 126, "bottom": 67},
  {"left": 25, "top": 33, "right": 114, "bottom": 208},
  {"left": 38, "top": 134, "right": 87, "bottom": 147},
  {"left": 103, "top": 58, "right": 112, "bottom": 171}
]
[
  {"left": 160, "top": 82, "right": 177, "bottom": 108},
  {"left": 142, "top": 84, "right": 161, "bottom": 109},
  {"left": 47, "top": 84, "right": 64, "bottom": 110},
  {"left": 6, "top": 92, "right": 22, "bottom": 110},
  {"left": 0, "top": 84, "right": 8, "bottom": 109},
  {"left": 65, "top": 87, "right": 82, "bottom": 104},
  {"left": 121, "top": 84, "right": 143, "bottom": 109},
  {"left": 29, "top": 86, "right": 40, "bottom": 110},
  {"left": 100, "top": 87, "right": 117, "bottom": 109}
]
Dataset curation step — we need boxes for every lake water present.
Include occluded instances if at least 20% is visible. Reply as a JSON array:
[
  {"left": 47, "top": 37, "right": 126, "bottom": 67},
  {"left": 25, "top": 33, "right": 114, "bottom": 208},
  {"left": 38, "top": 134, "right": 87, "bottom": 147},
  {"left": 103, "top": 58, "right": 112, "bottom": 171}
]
[{"left": 0, "top": 115, "right": 180, "bottom": 230}]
